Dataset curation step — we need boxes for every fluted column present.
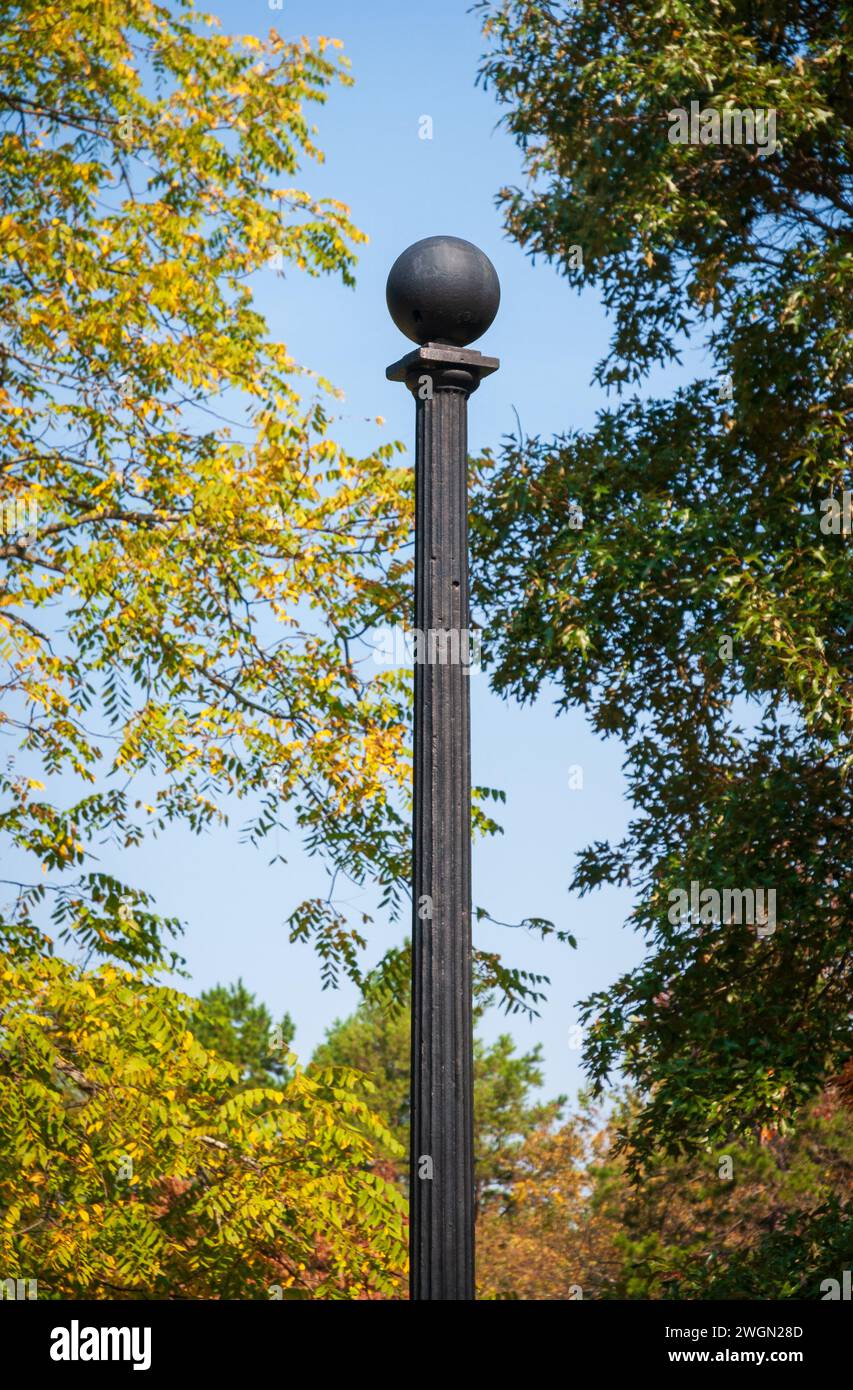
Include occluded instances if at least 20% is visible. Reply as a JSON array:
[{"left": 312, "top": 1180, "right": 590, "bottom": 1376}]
[
  {"left": 386, "top": 344, "right": 498, "bottom": 1300},
  {"left": 385, "top": 235, "right": 500, "bottom": 1302}
]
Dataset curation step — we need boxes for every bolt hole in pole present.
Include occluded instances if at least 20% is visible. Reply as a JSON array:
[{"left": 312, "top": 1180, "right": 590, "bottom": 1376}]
[{"left": 385, "top": 236, "right": 500, "bottom": 1301}]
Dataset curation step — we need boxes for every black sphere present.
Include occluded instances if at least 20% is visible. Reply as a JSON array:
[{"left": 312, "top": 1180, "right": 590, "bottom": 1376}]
[{"left": 386, "top": 236, "right": 500, "bottom": 347}]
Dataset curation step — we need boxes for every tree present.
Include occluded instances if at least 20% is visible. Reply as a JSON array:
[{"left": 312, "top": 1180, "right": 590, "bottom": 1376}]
[
  {"left": 0, "top": 0, "right": 535, "bottom": 1008},
  {"left": 191, "top": 980, "right": 294, "bottom": 1089},
  {"left": 0, "top": 0, "right": 415, "bottom": 988},
  {"left": 0, "top": 955, "right": 407, "bottom": 1299},
  {"left": 476, "top": 1114, "right": 592, "bottom": 1300},
  {"left": 473, "top": 0, "right": 852, "bottom": 1163}
]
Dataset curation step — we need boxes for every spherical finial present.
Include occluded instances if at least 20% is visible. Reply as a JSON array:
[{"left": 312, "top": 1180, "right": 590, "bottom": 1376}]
[{"left": 386, "top": 236, "right": 500, "bottom": 347}]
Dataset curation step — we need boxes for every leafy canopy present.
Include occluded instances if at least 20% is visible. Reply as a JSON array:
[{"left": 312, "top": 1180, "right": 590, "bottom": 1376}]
[
  {"left": 191, "top": 979, "right": 295, "bottom": 1089},
  {"left": 0, "top": 0, "right": 415, "bottom": 983},
  {"left": 474, "top": 0, "right": 852, "bottom": 1162},
  {"left": 0, "top": 955, "right": 407, "bottom": 1299}
]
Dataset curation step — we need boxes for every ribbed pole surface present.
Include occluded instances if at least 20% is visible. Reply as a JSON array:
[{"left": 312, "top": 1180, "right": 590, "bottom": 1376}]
[{"left": 410, "top": 379, "right": 474, "bottom": 1301}]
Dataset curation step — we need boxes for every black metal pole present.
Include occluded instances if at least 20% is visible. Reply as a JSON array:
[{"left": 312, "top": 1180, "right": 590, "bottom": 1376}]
[{"left": 386, "top": 238, "right": 500, "bottom": 1301}]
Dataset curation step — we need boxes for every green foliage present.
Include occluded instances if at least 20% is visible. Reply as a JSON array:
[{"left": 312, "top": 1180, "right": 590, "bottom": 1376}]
[
  {"left": 0, "top": 0, "right": 416, "bottom": 989},
  {"left": 0, "top": 956, "right": 407, "bottom": 1298},
  {"left": 674, "top": 1199, "right": 853, "bottom": 1300},
  {"left": 473, "top": 0, "right": 852, "bottom": 1162},
  {"left": 192, "top": 980, "right": 294, "bottom": 1089},
  {"left": 598, "top": 1091, "right": 853, "bottom": 1299},
  {"left": 312, "top": 987, "right": 411, "bottom": 1165}
]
